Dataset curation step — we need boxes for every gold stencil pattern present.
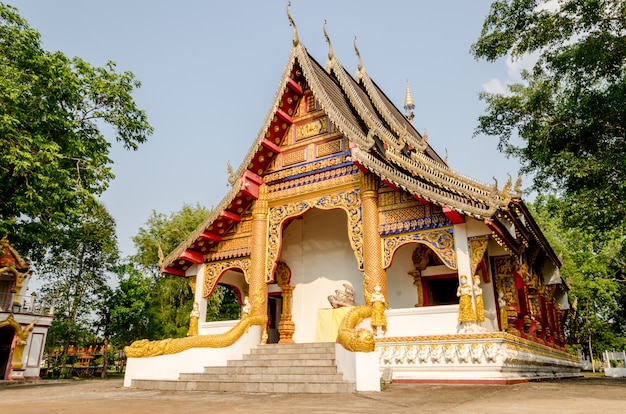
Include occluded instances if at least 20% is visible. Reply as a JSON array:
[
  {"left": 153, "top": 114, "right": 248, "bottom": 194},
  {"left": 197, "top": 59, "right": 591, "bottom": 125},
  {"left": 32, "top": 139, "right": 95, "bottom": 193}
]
[
  {"left": 282, "top": 148, "right": 307, "bottom": 166},
  {"left": 315, "top": 138, "right": 343, "bottom": 158},
  {"left": 266, "top": 189, "right": 363, "bottom": 279},
  {"left": 203, "top": 258, "right": 251, "bottom": 297},
  {"left": 382, "top": 229, "right": 456, "bottom": 269},
  {"left": 296, "top": 116, "right": 328, "bottom": 141}
]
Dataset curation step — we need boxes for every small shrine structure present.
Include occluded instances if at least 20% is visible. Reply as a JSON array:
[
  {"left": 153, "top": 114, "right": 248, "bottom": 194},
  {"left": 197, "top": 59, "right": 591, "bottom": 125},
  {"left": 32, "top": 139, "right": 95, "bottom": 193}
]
[
  {"left": 0, "top": 237, "right": 54, "bottom": 380},
  {"left": 124, "top": 9, "right": 580, "bottom": 389}
]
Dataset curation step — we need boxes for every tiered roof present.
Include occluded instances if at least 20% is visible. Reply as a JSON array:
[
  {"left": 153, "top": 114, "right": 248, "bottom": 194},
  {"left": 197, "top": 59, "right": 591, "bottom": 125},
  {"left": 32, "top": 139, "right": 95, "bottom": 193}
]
[{"left": 161, "top": 17, "right": 556, "bottom": 276}]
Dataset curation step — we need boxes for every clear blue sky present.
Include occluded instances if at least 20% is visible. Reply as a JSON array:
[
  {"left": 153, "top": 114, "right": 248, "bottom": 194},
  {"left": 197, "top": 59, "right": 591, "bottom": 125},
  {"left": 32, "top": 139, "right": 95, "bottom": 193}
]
[{"left": 8, "top": 1, "right": 524, "bottom": 259}]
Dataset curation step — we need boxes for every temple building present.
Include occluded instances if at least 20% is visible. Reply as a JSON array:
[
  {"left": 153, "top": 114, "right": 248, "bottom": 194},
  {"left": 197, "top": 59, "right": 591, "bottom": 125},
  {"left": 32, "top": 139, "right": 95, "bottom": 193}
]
[
  {"left": 0, "top": 237, "right": 54, "bottom": 381},
  {"left": 124, "top": 10, "right": 580, "bottom": 391}
]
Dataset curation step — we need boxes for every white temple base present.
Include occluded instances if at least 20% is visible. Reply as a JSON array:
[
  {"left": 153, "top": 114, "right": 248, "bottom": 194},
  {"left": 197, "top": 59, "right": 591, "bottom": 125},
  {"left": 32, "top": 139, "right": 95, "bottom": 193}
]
[{"left": 124, "top": 324, "right": 261, "bottom": 387}]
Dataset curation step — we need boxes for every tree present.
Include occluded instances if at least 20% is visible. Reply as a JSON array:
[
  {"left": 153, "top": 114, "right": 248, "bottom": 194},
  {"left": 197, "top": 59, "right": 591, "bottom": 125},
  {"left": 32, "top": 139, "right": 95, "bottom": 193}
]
[
  {"left": 530, "top": 195, "right": 626, "bottom": 356},
  {"left": 130, "top": 203, "right": 241, "bottom": 339},
  {"left": 103, "top": 263, "right": 152, "bottom": 348},
  {"left": 131, "top": 204, "right": 212, "bottom": 279},
  {"left": 471, "top": 0, "right": 626, "bottom": 232},
  {"left": 0, "top": 4, "right": 153, "bottom": 260},
  {"left": 38, "top": 202, "right": 119, "bottom": 377}
]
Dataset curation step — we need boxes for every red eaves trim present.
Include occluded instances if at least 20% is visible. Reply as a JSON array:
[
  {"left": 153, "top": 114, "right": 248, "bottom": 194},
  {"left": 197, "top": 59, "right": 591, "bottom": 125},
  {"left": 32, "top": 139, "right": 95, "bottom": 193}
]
[
  {"left": 382, "top": 179, "right": 399, "bottom": 191},
  {"left": 220, "top": 210, "right": 241, "bottom": 223},
  {"left": 180, "top": 249, "right": 203, "bottom": 264},
  {"left": 243, "top": 170, "right": 264, "bottom": 185},
  {"left": 286, "top": 78, "right": 304, "bottom": 95},
  {"left": 276, "top": 108, "right": 293, "bottom": 124},
  {"left": 200, "top": 231, "right": 222, "bottom": 242},
  {"left": 484, "top": 219, "right": 521, "bottom": 254},
  {"left": 163, "top": 267, "right": 186, "bottom": 277},
  {"left": 443, "top": 207, "right": 465, "bottom": 224},
  {"left": 261, "top": 138, "right": 281, "bottom": 153}
]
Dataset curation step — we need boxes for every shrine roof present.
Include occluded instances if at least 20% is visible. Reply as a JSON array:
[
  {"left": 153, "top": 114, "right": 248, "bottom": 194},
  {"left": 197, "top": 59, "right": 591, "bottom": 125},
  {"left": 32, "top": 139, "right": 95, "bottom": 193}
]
[{"left": 160, "top": 36, "right": 532, "bottom": 275}]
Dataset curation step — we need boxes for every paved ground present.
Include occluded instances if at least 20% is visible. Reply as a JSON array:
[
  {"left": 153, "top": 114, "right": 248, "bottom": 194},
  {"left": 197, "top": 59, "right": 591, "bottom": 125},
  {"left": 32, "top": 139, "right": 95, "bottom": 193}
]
[{"left": 2, "top": 376, "right": 626, "bottom": 414}]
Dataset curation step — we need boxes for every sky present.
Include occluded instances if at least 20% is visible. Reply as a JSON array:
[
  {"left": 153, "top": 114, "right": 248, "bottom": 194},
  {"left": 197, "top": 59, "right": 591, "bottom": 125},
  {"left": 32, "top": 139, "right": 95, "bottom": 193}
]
[{"left": 8, "top": 1, "right": 526, "bottom": 259}]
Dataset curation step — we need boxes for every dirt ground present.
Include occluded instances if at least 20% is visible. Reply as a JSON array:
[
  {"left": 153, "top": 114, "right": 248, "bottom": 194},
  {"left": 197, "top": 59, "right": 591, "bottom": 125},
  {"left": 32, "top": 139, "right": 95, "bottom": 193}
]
[{"left": 2, "top": 376, "right": 626, "bottom": 414}]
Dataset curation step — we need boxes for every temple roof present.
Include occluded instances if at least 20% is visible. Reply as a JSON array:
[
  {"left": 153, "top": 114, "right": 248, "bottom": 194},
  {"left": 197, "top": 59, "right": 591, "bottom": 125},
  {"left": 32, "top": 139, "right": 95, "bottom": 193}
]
[{"left": 160, "top": 34, "right": 538, "bottom": 275}]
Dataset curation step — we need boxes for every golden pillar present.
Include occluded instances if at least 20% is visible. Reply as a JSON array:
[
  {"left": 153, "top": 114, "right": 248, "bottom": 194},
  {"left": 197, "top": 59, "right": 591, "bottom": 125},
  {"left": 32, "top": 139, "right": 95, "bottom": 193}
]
[
  {"left": 249, "top": 184, "right": 269, "bottom": 341},
  {"left": 360, "top": 172, "right": 386, "bottom": 303},
  {"left": 276, "top": 262, "right": 295, "bottom": 344}
]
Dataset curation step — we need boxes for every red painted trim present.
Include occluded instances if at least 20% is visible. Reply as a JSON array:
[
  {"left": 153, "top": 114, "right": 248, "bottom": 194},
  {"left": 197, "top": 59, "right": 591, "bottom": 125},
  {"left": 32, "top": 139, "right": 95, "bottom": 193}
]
[
  {"left": 391, "top": 378, "right": 534, "bottom": 385},
  {"left": 180, "top": 249, "right": 203, "bottom": 264},
  {"left": 382, "top": 179, "right": 399, "bottom": 191},
  {"left": 442, "top": 207, "right": 465, "bottom": 224},
  {"left": 162, "top": 267, "right": 186, "bottom": 277},
  {"left": 276, "top": 108, "right": 293, "bottom": 124},
  {"left": 485, "top": 219, "right": 521, "bottom": 254},
  {"left": 200, "top": 231, "right": 222, "bottom": 242},
  {"left": 261, "top": 138, "right": 281, "bottom": 153},
  {"left": 286, "top": 78, "right": 303, "bottom": 95},
  {"left": 243, "top": 170, "right": 263, "bottom": 185},
  {"left": 220, "top": 210, "right": 241, "bottom": 223},
  {"left": 411, "top": 194, "right": 429, "bottom": 205},
  {"left": 351, "top": 159, "right": 369, "bottom": 174}
]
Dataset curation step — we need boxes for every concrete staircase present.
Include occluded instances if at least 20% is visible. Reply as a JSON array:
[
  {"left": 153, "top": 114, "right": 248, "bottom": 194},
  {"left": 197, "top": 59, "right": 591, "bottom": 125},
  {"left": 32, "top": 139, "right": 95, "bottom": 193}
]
[{"left": 131, "top": 342, "right": 356, "bottom": 393}]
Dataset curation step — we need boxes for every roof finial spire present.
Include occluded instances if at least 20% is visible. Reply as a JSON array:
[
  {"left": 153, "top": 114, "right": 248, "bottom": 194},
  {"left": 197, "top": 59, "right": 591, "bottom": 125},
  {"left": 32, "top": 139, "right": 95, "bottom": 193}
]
[
  {"left": 354, "top": 36, "right": 363, "bottom": 72},
  {"left": 323, "top": 20, "right": 334, "bottom": 61},
  {"left": 404, "top": 81, "right": 415, "bottom": 122},
  {"left": 287, "top": 2, "right": 299, "bottom": 47}
]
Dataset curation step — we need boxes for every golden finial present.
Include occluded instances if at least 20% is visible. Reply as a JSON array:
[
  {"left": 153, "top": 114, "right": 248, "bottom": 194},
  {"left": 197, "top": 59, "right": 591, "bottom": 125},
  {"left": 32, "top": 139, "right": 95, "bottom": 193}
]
[
  {"left": 227, "top": 161, "right": 237, "bottom": 186},
  {"left": 404, "top": 82, "right": 415, "bottom": 122},
  {"left": 513, "top": 173, "right": 523, "bottom": 196},
  {"left": 354, "top": 36, "right": 363, "bottom": 71},
  {"left": 323, "top": 20, "right": 334, "bottom": 61},
  {"left": 287, "top": 2, "right": 299, "bottom": 47}
]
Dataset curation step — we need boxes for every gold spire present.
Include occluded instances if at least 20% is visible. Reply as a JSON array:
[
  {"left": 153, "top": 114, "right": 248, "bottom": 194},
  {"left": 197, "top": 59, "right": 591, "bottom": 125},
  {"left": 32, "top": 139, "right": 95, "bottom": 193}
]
[
  {"left": 287, "top": 2, "right": 299, "bottom": 46},
  {"left": 323, "top": 20, "right": 334, "bottom": 61},
  {"left": 323, "top": 20, "right": 334, "bottom": 71},
  {"left": 354, "top": 36, "right": 363, "bottom": 72},
  {"left": 404, "top": 82, "right": 415, "bottom": 122}
]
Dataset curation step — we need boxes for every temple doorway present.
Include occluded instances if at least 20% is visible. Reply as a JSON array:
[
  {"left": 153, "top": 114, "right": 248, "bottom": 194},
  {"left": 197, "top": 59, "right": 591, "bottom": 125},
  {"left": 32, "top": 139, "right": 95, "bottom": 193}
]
[
  {"left": 267, "top": 295, "right": 282, "bottom": 344},
  {"left": 0, "top": 326, "right": 14, "bottom": 379}
]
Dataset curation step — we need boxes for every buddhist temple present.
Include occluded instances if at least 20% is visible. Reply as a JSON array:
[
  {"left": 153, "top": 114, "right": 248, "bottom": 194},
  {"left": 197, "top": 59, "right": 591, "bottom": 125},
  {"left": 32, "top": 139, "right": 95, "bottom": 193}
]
[
  {"left": 0, "top": 237, "right": 54, "bottom": 380},
  {"left": 124, "top": 7, "right": 580, "bottom": 391}
]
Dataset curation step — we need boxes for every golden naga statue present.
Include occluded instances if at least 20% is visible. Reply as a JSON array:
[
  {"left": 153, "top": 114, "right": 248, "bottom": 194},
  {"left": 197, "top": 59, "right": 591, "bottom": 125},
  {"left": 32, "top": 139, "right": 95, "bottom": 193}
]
[
  {"left": 336, "top": 305, "right": 375, "bottom": 352},
  {"left": 124, "top": 314, "right": 267, "bottom": 358}
]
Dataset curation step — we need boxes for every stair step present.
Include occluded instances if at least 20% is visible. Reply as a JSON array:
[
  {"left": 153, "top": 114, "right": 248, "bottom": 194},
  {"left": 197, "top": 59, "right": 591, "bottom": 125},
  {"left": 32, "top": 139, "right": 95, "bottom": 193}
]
[
  {"left": 203, "top": 365, "right": 339, "bottom": 375},
  {"left": 227, "top": 358, "right": 336, "bottom": 367},
  {"left": 132, "top": 378, "right": 355, "bottom": 393},
  {"left": 180, "top": 372, "right": 344, "bottom": 382},
  {"left": 131, "top": 343, "right": 355, "bottom": 394}
]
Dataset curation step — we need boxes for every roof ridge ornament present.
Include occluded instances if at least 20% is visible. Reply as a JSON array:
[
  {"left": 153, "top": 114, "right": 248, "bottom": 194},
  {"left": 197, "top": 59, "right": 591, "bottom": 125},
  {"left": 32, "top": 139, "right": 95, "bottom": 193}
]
[
  {"left": 323, "top": 20, "right": 334, "bottom": 71},
  {"left": 404, "top": 82, "right": 415, "bottom": 122},
  {"left": 354, "top": 36, "right": 363, "bottom": 72},
  {"left": 287, "top": 2, "right": 299, "bottom": 47}
]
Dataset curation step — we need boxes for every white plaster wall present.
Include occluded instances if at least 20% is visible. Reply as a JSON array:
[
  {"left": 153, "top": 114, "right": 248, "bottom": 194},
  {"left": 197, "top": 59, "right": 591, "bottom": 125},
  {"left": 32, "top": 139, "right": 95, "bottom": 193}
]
[
  {"left": 279, "top": 208, "right": 363, "bottom": 343},
  {"left": 335, "top": 343, "right": 381, "bottom": 391},
  {"left": 385, "top": 243, "right": 419, "bottom": 309},
  {"left": 124, "top": 325, "right": 261, "bottom": 387},
  {"left": 382, "top": 305, "right": 460, "bottom": 336}
]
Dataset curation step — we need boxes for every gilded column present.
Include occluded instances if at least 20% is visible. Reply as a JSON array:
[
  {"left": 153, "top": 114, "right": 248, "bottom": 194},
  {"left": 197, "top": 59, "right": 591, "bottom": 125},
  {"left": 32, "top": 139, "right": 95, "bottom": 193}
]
[
  {"left": 249, "top": 184, "right": 269, "bottom": 340},
  {"left": 276, "top": 262, "right": 295, "bottom": 344},
  {"left": 360, "top": 172, "right": 386, "bottom": 303}
]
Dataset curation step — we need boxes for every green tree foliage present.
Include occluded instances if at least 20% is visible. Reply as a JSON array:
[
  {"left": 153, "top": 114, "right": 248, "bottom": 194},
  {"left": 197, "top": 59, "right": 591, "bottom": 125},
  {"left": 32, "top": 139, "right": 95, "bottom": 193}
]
[
  {"left": 471, "top": 0, "right": 626, "bottom": 231},
  {"left": 130, "top": 203, "right": 240, "bottom": 339},
  {"left": 38, "top": 202, "right": 119, "bottom": 377},
  {"left": 131, "top": 204, "right": 211, "bottom": 279},
  {"left": 0, "top": 4, "right": 153, "bottom": 259},
  {"left": 531, "top": 195, "right": 626, "bottom": 356},
  {"left": 100, "top": 263, "right": 152, "bottom": 348}
]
